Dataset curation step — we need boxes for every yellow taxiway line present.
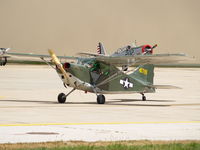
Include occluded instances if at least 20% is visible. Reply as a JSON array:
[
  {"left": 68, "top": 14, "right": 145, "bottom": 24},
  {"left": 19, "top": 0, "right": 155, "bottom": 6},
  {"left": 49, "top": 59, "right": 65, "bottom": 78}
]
[{"left": 0, "top": 121, "right": 200, "bottom": 127}]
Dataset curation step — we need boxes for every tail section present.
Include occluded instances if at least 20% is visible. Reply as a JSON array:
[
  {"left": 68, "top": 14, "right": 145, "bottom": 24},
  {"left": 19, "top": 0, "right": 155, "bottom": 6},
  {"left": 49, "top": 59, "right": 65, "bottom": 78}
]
[
  {"left": 130, "top": 64, "right": 154, "bottom": 84},
  {"left": 97, "top": 42, "right": 106, "bottom": 55}
]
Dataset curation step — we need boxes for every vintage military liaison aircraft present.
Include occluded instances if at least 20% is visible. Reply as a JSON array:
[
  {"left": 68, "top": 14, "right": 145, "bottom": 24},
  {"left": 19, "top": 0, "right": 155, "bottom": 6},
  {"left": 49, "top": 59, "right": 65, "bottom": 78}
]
[
  {"left": 2, "top": 43, "right": 191, "bottom": 104},
  {"left": 0, "top": 48, "right": 10, "bottom": 66}
]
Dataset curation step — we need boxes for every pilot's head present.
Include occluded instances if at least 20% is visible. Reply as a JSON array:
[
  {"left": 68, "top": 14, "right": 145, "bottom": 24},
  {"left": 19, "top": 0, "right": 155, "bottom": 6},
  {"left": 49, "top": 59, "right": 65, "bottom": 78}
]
[{"left": 127, "top": 45, "right": 131, "bottom": 50}]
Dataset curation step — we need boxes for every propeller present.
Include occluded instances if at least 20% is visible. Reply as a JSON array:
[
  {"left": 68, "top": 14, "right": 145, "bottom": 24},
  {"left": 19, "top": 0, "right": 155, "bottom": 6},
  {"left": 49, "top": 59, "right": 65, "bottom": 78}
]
[
  {"left": 143, "top": 44, "right": 158, "bottom": 55},
  {"left": 152, "top": 44, "right": 157, "bottom": 50},
  {"left": 48, "top": 49, "right": 86, "bottom": 89},
  {"left": 146, "top": 44, "right": 157, "bottom": 52},
  {"left": 48, "top": 49, "right": 69, "bottom": 83}
]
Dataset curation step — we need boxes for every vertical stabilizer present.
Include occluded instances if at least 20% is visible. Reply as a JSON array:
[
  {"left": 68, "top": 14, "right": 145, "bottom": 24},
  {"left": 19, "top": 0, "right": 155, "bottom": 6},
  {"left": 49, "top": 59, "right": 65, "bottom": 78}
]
[
  {"left": 97, "top": 42, "right": 106, "bottom": 55},
  {"left": 130, "top": 64, "right": 154, "bottom": 84}
]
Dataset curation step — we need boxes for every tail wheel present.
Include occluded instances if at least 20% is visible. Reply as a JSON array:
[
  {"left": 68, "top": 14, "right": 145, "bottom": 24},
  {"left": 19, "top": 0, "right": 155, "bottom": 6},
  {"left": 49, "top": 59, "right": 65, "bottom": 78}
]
[
  {"left": 58, "top": 93, "right": 66, "bottom": 103},
  {"left": 97, "top": 95, "right": 105, "bottom": 104}
]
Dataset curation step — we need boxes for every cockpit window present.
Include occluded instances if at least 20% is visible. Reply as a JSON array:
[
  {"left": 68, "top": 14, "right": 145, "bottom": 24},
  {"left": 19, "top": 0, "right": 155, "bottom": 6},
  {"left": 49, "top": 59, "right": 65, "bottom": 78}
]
[{"left": 115, "top": 45, "right": 132, "bottom": 54}]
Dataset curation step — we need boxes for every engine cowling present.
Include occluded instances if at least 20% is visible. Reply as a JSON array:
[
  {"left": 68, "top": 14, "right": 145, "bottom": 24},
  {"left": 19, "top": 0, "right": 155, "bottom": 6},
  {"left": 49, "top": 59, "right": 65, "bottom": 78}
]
[
  {"left": 63, "top": 62, "right": 71, "bottom": 69},
  {"left": 142, "top": 45, "right": 153, "bottom": 54}
]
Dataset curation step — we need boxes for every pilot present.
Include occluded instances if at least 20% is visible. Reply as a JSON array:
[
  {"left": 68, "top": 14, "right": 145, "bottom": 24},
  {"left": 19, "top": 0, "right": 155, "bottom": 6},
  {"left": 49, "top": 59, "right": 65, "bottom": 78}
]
[
  {"left": 125, "top": 45, "right": 131, "bottom": 55},
  {"left": 127, "top": 45, "right": 131, "bottom": 50},
  {"left": 90, "top": 61, "right": 100, "bottom": 73}
]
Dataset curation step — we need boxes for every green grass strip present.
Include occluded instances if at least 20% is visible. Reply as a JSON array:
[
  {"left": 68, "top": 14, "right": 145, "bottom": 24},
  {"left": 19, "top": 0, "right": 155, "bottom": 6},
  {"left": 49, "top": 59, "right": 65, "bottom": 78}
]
[
  {"left": 23, "top": 143, "right": 200, "bottom": 150},
  {"left": 1, "top": 142, "right": 200, "bottom": 150}
]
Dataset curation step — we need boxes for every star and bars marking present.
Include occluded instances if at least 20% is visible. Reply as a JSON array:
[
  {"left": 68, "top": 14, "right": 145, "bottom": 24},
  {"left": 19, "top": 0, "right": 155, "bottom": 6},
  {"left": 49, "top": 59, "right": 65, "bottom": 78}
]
[{"left": 120, "top": 78, "right": 133, "bottom": 89}]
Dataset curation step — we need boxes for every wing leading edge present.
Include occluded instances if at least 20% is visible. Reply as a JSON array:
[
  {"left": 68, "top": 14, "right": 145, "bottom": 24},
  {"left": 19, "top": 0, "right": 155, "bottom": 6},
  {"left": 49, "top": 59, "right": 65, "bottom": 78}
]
[
  {"left": 95, "top": 53, "right": 191, "bottom": 66},
  {"left": 7, "top": 52, "right": 79, "bottom": 60}
]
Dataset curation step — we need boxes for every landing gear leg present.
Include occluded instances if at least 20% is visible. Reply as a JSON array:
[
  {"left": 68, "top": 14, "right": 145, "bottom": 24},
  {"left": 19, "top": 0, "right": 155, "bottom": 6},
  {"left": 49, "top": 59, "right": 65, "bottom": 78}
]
[
  {"left": 141, "top": 93, "right": 146, "bottom": 101},
  {"left": 58, "top": 88, "right": 76, "bottom": 103}
]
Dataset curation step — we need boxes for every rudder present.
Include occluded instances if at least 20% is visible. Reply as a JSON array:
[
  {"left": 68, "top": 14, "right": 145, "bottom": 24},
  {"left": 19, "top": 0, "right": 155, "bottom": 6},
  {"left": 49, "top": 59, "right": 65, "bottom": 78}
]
[
  {"left": 97, "top": 42, "right": 106, "bottom": 55},
  {"left": 130, "top": 64, "right": 154, "bottom": 84}
]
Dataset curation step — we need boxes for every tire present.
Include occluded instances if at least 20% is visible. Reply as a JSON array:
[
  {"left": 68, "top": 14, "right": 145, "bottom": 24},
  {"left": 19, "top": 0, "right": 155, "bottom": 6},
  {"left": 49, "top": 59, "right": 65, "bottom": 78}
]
[
  {"left": 58, "top": 93, "right": 66, "bottom": 103},
  {"left": 97, "top": 95, "right": 105, "bottom": 104},
  {"left": 142, "top": 96, "right": 146, "bottom": 101}
]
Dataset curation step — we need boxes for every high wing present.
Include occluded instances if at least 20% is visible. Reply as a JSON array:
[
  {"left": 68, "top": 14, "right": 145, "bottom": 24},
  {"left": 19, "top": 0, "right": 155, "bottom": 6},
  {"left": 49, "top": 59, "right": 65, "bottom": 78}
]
[
  {"left": 5, "top": 51, "right": 194, "bottom": 67},
  {"left": 95, "top": 53, "right": 192, "bottom": 66},
  {"left": 0, "top": 55, "right": 10, "bottom": 58},
  {"left": 7, "top": 52, "right": 79, "bottom": 60}
]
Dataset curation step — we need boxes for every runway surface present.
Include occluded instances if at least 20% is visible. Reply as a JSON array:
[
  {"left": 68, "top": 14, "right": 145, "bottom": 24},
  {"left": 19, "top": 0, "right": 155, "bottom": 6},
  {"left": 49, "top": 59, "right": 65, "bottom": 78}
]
[{"left": 0, "top": 65, "right": 200, "bottom": 143}]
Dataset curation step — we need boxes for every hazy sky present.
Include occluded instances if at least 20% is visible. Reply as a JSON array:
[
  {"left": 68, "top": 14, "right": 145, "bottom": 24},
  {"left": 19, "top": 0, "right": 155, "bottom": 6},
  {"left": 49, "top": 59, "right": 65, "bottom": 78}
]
[{"left": 0, "top": 0, "right": 200, "bottom": 62}]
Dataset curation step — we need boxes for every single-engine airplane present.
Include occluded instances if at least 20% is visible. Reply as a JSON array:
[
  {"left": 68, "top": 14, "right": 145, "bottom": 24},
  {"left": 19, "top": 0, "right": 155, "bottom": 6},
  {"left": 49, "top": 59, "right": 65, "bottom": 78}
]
[
  {"left": 47, "top": 48, "right": 186, "bottom": 104},
  {"left": 80, "top": 42, "right": 158, "bottom": 71},
  {"left": 0, "top": 48, "right": 10, "bottom": 66},
  {"left": 2, "top": 43, "right": 190, "bottom": 104},
  {"left": 81, "top": 42, "right": 157, "bottom": 57}
]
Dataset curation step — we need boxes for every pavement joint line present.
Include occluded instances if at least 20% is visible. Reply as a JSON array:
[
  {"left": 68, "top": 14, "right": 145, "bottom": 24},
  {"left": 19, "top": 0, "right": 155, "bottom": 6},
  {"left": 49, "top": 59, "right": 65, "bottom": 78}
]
[{"left": 0, "top": 121, "right": 200, "bottom": 127}]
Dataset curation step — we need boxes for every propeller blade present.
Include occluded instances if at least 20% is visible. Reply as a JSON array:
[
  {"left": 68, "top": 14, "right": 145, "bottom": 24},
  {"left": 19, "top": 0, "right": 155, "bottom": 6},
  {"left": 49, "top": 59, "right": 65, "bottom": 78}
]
[
  {"left": 48, "top": 49, "right": 69, "bottom": 82},
  {"left": 152, "top": 44, "right": 157, "bottom": 49}
]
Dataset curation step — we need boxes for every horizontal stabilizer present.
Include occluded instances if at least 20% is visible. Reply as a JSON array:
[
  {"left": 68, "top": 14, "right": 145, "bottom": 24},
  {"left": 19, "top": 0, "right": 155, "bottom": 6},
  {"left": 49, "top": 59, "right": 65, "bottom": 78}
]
[{"left": 148, "top": 85, "right": 181, "bottom": 89}]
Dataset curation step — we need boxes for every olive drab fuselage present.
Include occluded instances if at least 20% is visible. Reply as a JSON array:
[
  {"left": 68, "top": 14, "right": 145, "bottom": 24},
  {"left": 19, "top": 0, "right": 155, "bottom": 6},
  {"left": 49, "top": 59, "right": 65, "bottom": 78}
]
[{"left": 56, "top": 59, "right": 155, "bottom": 94}]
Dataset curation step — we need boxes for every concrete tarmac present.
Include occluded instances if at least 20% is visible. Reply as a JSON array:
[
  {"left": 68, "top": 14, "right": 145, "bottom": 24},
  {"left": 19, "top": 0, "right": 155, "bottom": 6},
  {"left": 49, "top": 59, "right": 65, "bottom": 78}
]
[{"left": 0, "top": 65, "right": 200, "bottom": 143}]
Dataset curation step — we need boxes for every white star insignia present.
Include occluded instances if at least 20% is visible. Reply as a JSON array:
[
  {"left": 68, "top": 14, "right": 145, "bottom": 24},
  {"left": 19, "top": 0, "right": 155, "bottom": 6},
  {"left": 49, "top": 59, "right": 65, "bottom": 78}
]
[{"left": 120, "top": 78, "right": 133, "bottom": 89}]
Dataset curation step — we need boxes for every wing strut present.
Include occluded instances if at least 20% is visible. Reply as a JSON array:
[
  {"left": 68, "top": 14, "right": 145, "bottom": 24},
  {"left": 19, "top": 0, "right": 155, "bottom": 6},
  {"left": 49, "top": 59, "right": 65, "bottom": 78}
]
[{"left": 40, "top": 57, "right": 56, "bottom": 70}]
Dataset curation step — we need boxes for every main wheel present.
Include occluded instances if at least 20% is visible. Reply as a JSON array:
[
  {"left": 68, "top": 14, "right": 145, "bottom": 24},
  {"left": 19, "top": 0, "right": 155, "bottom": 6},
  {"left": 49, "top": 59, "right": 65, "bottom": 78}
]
[
  {"left": 97, "top": 95, "right": 105, "bottom": 104},
  {"left": 142, "top": 95, "right": 146, "bottom": 101},
  {"left": 58, "top": 93, "right": 66, "bottom": 103}
]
